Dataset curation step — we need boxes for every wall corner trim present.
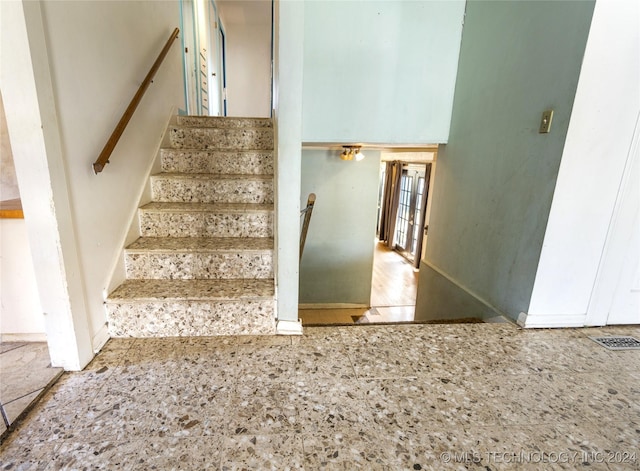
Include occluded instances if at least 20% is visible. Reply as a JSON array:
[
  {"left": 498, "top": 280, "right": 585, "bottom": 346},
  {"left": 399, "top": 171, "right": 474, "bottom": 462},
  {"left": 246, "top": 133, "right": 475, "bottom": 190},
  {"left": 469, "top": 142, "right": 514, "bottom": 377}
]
[
  {"left": 92, "top": 323, "right": 110, "bottom": 353},
  {"left": 276, "top": 319, "right": 303, "bottom": 335},
  {"left": 516, "top": 312, "right": 528, "bottom": 328}
]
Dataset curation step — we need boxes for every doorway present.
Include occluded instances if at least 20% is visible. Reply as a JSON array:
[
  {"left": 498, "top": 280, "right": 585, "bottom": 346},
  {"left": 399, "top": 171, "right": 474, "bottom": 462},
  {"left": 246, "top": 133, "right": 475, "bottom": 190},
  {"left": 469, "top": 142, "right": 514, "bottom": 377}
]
[
  {"left": 0, "top": 93, "right": 62, "bottom": 433},
  {"left": 216, "top": 0, "right": 273, "bottom": 117},
  {"left": 207, "top": 0, "right": 226, "bottom": 116},
  {"left": 180, "top": 0, "right": 227, "bottom": 116},
  {"left": 369, "top": 152, "right": 437, "bottom": 323}
]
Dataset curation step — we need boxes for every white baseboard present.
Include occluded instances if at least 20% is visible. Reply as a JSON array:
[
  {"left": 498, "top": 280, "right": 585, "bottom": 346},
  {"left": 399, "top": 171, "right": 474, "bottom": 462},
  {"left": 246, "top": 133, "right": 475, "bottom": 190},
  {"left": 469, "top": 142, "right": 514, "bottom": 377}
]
[
  {"left": 276, "top": 319, "right": 303, "bottom": 335},
  {"left": 484, "top": 315, "right": 513, "bottom": 324},
  {"left": 298, "top": 303, "right": 369, "bottom": 310},
  {"left": 0, "top": 332, "right": 47, "bottom": 342},
  {"left": 517, "top": 312, "right": 586, "bottom": 328},
  {"left": 92, "top": 323, "right": 110, "bottom": 353}
]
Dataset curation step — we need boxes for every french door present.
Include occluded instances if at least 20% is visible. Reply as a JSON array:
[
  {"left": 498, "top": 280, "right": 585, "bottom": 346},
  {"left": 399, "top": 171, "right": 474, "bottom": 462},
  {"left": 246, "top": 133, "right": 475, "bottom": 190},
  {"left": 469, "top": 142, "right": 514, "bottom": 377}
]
[{"left": 394, "top": 166, "right": 427, "bottom": 262}]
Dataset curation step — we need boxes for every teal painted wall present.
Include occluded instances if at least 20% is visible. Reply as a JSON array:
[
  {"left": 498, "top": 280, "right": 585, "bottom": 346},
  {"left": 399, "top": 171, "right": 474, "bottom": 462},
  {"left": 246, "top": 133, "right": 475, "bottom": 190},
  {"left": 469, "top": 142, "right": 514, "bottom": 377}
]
[
  {"left": 302, "top": 0, "right": 465, "bottom": 144},
  {"left": 274, "top": 0, "right": 305, "bottom": 322},
  {"left": 416, "top": 0, "right": 595, "bottom": 321},
  {"left": 299, "top": 149, "right": 381, "bottom": 304}
]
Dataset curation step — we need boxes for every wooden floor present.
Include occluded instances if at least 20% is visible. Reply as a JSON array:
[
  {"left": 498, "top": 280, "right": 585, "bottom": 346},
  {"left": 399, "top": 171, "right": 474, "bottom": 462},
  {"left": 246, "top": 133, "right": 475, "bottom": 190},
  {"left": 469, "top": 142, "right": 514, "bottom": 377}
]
[
  {"left": 298, "top": 308, "right": 370, "bottom": 325},
  {"left": 370, "top": 241, "right": 418, "bottom": 307},
  {"left": 299, "top": 241, "right": 419, "bottom": 326}
]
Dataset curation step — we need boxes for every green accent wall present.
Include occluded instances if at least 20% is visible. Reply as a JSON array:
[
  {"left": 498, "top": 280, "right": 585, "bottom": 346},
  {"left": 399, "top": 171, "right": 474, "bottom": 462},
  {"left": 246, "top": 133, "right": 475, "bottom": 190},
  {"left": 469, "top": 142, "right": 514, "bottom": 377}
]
[
  {"left": 417, "top": 0, "right": 595, "bottom": 321},
  {"left": 299, "top": 149, "right": 381, "bottom": 304},
  {"left": 302, "top": 0, "right": 465, "bottom": 144}
]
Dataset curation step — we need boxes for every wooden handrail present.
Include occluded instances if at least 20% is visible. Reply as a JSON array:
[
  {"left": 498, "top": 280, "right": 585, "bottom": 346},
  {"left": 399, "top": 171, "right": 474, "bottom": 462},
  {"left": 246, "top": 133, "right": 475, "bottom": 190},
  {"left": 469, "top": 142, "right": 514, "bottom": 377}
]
[
  {"left": 93, "top": 28, "right": 180, "bottom": 174},
  {"left": 300, "top": 193, "right": 316, "bottom": 260}
]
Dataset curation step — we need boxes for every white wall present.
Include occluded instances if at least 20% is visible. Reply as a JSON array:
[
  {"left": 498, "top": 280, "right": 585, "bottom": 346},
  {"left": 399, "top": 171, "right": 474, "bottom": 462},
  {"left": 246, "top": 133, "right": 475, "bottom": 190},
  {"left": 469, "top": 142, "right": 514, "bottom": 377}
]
[
  {"left": 218, "top": 1, "right": 272, "bottom": 117},
  {"left": 417, "top": 0, "right": 595, "bottom": 322},
  {"left": 302, "top": 0, "right": 465, "bottom": 144},
  {"left": 0, "top": 93, "right": 20, "bottom": 201},
  {"left": 525, "top": 0, "right": 640, "bottom": 327},
  {"left": 0, "top": 220, "right": 45, "bottom": 340},
  {"left": 1, "top": 0, "right": 184, "bottom": 368}
]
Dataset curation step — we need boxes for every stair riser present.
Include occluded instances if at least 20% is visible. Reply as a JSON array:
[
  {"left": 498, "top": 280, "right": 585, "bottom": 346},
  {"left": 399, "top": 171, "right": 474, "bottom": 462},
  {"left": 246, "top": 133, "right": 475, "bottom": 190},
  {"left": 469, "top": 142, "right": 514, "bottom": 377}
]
[
  {"left": 151, "top": 178, "right": 273, "bottom": 204},
  {"left": 107, "top": 300, "right": 276, "bottom": 337},
  {"left": 125, "top": 252, "right": 273, "bottom": 280},
  {"left": 161, "top": 150, "right": 274, "bottom": 175},
  {"left": 139, "top": 212, "right": 273, "bottom": 238},
  {"left": 176, "top": 116, "right": 272, "bottom": 128},
  {"left": 170, "top": 128, "right": 273, "bottom": 150}
]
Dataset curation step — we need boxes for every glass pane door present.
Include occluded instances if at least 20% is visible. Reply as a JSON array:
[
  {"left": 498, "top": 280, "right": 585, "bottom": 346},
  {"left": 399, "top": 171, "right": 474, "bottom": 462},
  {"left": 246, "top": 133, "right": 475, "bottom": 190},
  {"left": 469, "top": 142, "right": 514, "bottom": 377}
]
[
  {"left": 410, "top": 177, "right": 426, "bottom": 255},
  {"left": 394, "top": 167, "right": 426, "bottom": 261},
  {"left": 394, "top": 173, "right": 413, "bottom": 250}
]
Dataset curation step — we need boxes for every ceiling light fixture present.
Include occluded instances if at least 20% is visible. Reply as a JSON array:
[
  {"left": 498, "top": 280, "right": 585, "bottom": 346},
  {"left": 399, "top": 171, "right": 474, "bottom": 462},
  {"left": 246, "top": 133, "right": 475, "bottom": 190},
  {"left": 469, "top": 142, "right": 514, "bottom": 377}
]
[{"left": 340, "top": 146, "right": 365, "bottom": 161}]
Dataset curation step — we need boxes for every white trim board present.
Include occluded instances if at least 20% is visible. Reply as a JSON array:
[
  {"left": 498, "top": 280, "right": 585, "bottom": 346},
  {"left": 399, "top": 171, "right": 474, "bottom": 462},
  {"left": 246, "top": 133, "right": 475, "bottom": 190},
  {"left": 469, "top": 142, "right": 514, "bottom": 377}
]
[
  {"left": 276, "top": 319, "right": 303, "bottom": 335},
  {"left": 0, "top": 333, "right": 47, "bottom": 343},
  {"left": 92, "top": 323, "right": 110, "bottom": 353},
  {"left": 517, "top": 312, "right": 587, "bottom": 329}
]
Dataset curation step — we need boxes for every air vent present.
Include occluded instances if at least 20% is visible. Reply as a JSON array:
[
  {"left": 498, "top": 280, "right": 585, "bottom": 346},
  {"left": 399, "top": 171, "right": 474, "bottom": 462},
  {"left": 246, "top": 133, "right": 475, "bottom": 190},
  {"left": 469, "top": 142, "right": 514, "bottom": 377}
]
[{"left": 589, "top": 336, "right": 640, "bottom": 351}]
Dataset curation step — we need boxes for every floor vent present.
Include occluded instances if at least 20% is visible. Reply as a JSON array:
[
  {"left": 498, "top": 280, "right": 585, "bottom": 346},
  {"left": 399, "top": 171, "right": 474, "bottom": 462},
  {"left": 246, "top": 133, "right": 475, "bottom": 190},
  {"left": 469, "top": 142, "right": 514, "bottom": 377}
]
[{"left": 589, "top": 336, "right": 640, "bottom": 351}]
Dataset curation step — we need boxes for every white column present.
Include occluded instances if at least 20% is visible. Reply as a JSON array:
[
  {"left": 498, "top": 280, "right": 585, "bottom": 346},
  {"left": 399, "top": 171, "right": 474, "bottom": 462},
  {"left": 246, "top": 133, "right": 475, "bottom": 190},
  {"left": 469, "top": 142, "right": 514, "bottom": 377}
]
[
  {"left": 0, "top": 0, "right": 93, "bottom": 369},
  {"left": 273, "top": 0, "right": 304, "bottom": 334}
]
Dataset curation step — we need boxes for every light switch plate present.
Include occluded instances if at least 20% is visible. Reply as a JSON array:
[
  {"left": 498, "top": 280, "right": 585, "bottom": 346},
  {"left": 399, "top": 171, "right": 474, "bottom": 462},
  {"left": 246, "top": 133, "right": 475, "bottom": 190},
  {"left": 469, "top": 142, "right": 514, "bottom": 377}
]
[{"left": 539, "top": 109, "right": 554, "bottom": 133}]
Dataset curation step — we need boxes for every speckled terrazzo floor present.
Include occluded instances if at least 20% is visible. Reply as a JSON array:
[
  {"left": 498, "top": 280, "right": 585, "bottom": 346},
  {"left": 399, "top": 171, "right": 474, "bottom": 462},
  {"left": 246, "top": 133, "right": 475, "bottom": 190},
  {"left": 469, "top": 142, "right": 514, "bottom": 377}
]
[
  {"left": 1, "top": 323, "right": 639, "bottom": 470},
  {"left": 0, "top": 343, "right": 62, "bottom": 440}
]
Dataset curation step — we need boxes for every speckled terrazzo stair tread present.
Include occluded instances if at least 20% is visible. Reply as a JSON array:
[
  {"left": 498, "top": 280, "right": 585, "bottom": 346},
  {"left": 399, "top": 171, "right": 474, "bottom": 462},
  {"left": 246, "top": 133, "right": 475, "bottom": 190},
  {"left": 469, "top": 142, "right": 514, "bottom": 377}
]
[
  {"left": 107, "top": 299, "right": 276, "bottom": 337},
  {"left": 169, "top": 127, "right": 274, "bottom": 150},
  {"left": 176, "top": 116, "right": 272, "bottom": 128},
  {"left": 150, "top": 173, "right": 274, "bottom": 204},
  {"left": 140, "top": 202, "right": 273, "bottom": 213},
  {"left": 152, "top": 173, "right": 273, "bottom": 182},
  {"left": 138, "top": 203, "right": 274, "bottom": 238},
  {"left": 126, "top": 237, "right": 273, "bottom": 253},
  {"left": 160, "top": 149, "right": 273, "bottom": 175},
  {"left": 107, "top": 279, "right": 274, "bottom": 301}
]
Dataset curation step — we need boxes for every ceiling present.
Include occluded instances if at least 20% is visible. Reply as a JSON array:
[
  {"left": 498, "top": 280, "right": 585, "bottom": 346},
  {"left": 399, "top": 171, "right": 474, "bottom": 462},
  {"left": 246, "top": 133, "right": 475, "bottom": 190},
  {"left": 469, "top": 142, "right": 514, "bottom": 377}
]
[{"left": 216, "top": 0, "right": 272, "bottom": 26}]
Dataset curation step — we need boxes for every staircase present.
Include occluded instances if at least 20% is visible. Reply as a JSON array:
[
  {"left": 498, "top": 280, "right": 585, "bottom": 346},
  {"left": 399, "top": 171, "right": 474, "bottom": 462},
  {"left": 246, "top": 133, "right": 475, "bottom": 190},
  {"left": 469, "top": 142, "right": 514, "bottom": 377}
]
[{"left": 105, "top": 116, "right": 276, "bottom": 337}]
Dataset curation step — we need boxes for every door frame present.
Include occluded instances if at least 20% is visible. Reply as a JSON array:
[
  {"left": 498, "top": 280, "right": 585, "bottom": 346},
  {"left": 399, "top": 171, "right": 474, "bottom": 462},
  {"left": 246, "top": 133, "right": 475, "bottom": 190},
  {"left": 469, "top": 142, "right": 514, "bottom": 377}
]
[
  {"left": 180, "top": 0, "right": 226, "bottom": 116},
  {"left": 207, "top": 0, "right": 223, "bottom": 116},
  {"left": 179, "top": 0, "right": 197, "bottom": 115},
  {"left": 586, "top": 112, "right": 640, "bottom": 325},
  {"left": 219, "top": 23, "right": 227, "bottom": 116}
]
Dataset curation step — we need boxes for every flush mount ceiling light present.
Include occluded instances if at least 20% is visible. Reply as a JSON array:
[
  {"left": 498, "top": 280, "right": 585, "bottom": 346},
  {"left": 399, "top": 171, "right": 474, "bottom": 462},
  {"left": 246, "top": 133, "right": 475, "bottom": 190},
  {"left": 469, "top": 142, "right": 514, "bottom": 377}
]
[{"left": 340, "top": 146, "right": 365, "bottom": 161}]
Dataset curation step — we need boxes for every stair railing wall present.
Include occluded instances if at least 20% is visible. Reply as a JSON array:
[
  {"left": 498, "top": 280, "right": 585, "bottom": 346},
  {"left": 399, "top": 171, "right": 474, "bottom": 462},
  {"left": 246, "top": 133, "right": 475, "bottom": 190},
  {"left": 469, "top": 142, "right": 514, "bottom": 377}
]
[{"left": 93, "top": 28, "right": 180, "bottom": 174}]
